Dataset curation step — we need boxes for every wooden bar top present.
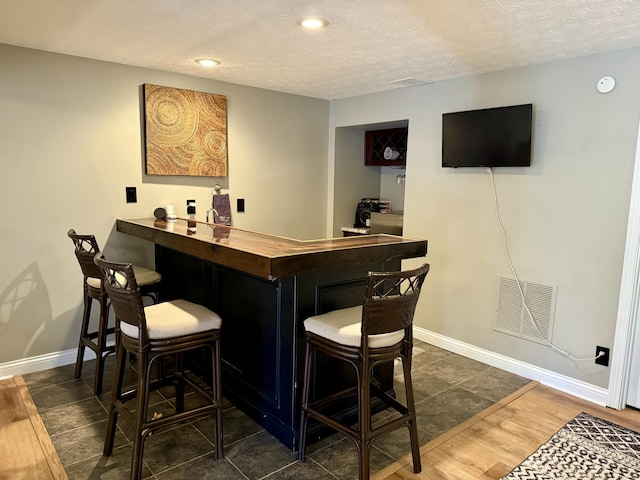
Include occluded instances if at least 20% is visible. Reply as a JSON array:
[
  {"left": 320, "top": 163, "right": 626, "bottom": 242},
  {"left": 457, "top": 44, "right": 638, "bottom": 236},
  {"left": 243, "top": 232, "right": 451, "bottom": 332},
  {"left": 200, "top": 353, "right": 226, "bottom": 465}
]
[{"left": 117, "top": 217, "right": 427, "bottom": 280}]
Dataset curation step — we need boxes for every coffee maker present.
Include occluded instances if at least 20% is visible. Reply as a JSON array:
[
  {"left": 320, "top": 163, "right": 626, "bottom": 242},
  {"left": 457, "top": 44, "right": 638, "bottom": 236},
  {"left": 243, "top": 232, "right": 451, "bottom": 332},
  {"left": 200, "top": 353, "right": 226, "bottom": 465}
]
[{"left": 354, "top": 198, "right": 380, "bottom": 228}]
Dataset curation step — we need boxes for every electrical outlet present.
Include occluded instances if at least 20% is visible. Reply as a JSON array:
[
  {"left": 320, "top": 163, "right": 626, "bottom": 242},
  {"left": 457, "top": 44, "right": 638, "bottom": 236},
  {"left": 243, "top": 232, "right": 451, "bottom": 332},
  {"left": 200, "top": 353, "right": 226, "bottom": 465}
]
[
  {"left": 237, "top": 198, "right": 245, "bottom": 212},
  {"left": 595, "top": 346, "right": 610, "bottom": 367}
]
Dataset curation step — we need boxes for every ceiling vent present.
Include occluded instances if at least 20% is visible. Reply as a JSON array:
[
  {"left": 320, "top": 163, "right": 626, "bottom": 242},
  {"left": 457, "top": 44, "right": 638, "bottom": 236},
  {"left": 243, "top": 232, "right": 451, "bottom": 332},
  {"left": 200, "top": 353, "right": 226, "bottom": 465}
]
[
  {"left": 389, "top": 77, "right": 430, "bottom": 87},
  {"left": 495, "top": 276, "right": 556, "bottom": 344}
]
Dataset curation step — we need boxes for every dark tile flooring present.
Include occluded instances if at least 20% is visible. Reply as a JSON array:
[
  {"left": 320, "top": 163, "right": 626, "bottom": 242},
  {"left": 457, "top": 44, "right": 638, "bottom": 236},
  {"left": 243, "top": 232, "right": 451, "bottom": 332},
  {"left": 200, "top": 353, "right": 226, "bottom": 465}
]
[{"left": 23, "top": 340, "right": 531, "bottom": 479}]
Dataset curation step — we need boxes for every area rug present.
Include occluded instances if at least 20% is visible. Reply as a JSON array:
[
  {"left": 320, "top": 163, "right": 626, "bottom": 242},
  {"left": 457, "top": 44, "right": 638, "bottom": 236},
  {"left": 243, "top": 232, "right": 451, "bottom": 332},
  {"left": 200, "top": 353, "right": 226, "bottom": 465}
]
[{"left": 502, "top": 412, "right": 640, "bottom": 479}]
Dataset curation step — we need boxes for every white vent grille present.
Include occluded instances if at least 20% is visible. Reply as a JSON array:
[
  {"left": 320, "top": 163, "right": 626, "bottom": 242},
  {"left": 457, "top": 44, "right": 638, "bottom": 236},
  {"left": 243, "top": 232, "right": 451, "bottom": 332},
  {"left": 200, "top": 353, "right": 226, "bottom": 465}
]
[{"left": 495, "top": 276, "right": 556, "bottom": 344}]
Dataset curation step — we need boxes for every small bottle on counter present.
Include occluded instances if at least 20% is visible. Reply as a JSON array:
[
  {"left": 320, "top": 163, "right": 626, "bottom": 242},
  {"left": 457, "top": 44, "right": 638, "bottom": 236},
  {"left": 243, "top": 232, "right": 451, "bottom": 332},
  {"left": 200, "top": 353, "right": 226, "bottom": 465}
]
[{"left": 187, "top": 199, "right": 196, "bottom": 234}]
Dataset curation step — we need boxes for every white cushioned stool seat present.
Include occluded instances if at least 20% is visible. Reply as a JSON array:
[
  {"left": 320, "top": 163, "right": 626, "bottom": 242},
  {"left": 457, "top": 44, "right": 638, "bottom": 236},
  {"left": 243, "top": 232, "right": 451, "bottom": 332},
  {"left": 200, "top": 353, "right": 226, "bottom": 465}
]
[
  {"left": 304, "top": 305, "right": 404, "bottom": 348},
  {"left": 120, "top": 299, "right": 222, "bottom": 340},
  {"left": 132, "top": 266, "right": 162, "bottom": 287},
  {"left": 86, "top": 266, "right": 162, "bottom": 289}
]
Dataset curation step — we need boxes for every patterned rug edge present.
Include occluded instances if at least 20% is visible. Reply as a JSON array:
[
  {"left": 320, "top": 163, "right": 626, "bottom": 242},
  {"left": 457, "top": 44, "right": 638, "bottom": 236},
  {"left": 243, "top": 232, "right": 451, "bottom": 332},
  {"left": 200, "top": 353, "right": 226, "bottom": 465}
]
[{"left": 501, "top": 411, "right": 640, "bottom": 479}]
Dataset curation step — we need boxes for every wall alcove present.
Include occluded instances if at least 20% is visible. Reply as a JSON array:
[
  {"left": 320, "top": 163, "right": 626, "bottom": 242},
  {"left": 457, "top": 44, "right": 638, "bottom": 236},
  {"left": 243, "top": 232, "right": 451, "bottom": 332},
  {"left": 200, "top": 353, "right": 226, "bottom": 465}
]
[{"left": 332, "top": 120, "right": 408, "bottom": 237}]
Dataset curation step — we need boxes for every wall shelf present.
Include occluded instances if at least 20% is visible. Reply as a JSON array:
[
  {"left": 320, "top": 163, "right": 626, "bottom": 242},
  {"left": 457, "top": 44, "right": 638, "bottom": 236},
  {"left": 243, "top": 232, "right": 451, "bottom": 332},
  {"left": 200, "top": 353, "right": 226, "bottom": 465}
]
[{"left": 365, "top": 127, "right": 408, "bottom": 166}]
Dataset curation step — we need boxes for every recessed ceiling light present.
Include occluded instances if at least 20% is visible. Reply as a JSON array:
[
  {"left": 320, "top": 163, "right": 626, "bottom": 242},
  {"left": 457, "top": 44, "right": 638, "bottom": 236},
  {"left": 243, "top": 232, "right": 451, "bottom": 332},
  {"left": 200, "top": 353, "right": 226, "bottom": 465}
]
[
  {"left": 195, "top": 58, "right": 220, "bottom": 67},
  {"left": 297, "top": 17, "right": 329, "bottom": 29}
]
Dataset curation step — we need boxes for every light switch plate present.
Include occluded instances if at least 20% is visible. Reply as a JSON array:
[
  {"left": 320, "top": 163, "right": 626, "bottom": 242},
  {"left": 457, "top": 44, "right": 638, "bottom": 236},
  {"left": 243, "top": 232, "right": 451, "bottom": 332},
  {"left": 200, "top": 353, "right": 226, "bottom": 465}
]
[{"left": 126, "top": 186, "right": 137, "bottom": 203}]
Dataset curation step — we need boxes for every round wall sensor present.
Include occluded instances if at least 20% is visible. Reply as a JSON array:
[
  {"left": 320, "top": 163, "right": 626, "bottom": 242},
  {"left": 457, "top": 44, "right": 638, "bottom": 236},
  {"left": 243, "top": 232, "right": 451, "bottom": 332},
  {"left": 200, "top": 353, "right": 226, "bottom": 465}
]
[{"left": 597, "top": 76, "right": 616, "bottom": 93}]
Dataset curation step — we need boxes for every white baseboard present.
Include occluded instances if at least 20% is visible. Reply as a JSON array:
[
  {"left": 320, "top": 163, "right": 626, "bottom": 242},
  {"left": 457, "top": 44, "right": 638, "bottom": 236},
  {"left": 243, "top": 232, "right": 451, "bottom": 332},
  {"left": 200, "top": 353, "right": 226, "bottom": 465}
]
[
  {"left": 0, "top": 347, "right": 95, "bottom": 381},
  {"left": 414, "top": 326, "right": 609, "bottom": 407}
]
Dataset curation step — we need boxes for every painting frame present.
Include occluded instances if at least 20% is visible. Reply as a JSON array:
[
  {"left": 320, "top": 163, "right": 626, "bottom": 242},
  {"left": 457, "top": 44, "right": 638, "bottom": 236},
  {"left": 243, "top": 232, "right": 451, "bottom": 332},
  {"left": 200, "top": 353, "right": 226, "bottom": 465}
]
[{"left": 143, "top": 83, "right": 228, "bottom": 177}]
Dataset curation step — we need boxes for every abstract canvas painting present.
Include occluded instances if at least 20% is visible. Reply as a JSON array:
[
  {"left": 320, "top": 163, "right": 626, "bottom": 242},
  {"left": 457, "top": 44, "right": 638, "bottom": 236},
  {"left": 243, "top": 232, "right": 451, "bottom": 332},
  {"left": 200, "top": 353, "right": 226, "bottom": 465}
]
[{"left": 143, "top": 84, "right": 227, "bottom": 176}]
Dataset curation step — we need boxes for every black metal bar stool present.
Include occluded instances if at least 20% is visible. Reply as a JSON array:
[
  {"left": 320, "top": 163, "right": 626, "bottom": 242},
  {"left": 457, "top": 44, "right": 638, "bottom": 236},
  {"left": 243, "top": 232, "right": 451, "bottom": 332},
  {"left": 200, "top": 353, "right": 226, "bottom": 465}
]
[
  {"left": 67, "top": 229, "right": 161, "bottom": 395},
  {"left": 298, "top": 263, "right": 430, "bottom": 480},
  {"left": 94, "top": 253, "right": 223, "bottom": 480}
]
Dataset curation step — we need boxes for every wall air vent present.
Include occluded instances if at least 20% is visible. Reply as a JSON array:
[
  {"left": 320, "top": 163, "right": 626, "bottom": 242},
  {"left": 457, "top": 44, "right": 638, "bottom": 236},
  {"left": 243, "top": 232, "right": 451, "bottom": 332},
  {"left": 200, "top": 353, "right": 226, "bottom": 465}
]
[{"left": 495, "top": 276, "right": 556, "bottom": 344}]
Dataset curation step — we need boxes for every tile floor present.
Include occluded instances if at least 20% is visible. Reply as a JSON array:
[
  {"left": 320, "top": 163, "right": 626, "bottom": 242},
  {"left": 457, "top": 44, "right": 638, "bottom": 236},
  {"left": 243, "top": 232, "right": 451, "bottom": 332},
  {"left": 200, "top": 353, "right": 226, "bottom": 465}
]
[{"left": 23, "top": 340, "right": 530, "bottom": 479}]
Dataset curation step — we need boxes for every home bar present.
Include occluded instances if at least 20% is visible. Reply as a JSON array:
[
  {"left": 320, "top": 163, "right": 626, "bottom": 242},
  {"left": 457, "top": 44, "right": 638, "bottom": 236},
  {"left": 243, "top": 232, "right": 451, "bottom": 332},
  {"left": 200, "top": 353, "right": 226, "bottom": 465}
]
[{"left": 116, "top": 217, "right": 427, "bottom": 450}]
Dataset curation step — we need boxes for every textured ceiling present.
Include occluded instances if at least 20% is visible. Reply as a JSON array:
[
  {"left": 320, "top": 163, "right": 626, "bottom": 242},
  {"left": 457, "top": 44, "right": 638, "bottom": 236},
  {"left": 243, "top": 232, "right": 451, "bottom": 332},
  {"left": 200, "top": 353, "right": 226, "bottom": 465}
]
[{"left": 2, "top": 0, "right": 640, "bottom": 100}]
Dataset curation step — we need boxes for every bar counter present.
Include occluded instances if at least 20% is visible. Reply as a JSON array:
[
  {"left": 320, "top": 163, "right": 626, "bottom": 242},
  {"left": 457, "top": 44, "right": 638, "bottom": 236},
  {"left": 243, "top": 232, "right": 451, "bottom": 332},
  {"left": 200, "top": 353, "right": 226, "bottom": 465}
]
[
  {"left": 116, "top": 217, "right": 428, "bottom": 449},
  {"left": 116, "top": 217, "right": 427, "bottom": 280}
]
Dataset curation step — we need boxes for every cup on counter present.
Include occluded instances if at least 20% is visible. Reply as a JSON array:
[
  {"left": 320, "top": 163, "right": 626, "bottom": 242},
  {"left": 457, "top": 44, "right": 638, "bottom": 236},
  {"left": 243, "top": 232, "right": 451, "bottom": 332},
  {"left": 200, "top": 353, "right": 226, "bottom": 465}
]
[{"left": 164, "top": 204, "right": 177, "bottom": 220}]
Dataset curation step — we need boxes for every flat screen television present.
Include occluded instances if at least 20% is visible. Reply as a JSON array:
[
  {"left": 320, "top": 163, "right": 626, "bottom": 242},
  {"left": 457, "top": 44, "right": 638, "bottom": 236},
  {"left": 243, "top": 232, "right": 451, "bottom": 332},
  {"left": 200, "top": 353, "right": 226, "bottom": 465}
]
[{"left": 442, "top": 103, "right": 533, "bottom": 168}]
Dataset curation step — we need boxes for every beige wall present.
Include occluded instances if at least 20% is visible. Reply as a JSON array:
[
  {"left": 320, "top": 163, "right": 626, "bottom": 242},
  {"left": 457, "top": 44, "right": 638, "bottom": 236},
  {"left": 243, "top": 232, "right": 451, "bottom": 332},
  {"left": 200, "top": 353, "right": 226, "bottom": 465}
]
[
  {"left": 0, "top": 44, "right": 329, "bottom": 365},
  {"left": 329, "top": 47, "right": 640, "bottom": 389}
]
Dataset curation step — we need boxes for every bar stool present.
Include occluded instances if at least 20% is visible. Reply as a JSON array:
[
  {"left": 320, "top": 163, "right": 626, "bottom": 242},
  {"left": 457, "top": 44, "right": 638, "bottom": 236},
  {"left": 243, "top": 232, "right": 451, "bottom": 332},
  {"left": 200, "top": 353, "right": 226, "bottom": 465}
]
[
  {"left": 94, "top": 253, "right": 223, "bottom": 480},
  {"left": 67, "top": 229, "right": 162, "bottom": 395},
  {"left": 298, "top": 263, "right": 430, "bottom": 480}
]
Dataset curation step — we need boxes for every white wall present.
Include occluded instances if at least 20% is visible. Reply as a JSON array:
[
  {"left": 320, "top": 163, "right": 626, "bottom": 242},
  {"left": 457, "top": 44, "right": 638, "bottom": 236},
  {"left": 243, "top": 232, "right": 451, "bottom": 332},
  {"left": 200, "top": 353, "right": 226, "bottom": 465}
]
[
  {"left": 0, "top": 44, "right": 329, "bottom": 365},
  {"left": 380, "top": 166, "right": 406, "bottom": 212},
  {"left": 332, "top": 126, "right": 381, "bottom": 236},
  {"left": 329, "top": 47, "right": 640, "bottom": 389}
]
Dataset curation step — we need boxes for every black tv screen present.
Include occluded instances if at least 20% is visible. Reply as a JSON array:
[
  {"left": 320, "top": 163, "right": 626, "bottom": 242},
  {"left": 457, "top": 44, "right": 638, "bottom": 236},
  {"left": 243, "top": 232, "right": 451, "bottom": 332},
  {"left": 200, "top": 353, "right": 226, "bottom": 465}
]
[{"left": 442, "top": 103, "right": 533, "bottom": 168}]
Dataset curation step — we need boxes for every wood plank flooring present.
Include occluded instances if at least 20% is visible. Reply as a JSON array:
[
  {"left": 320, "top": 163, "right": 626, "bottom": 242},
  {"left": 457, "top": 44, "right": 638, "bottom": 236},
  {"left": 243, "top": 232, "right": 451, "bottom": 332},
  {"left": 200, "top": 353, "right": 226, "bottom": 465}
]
[
  {"left": 373, "top": 381, "right": 640, "bottom": 480},
  {"left": 0, "top": 375, "right": 67, "bottom": 480}
]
